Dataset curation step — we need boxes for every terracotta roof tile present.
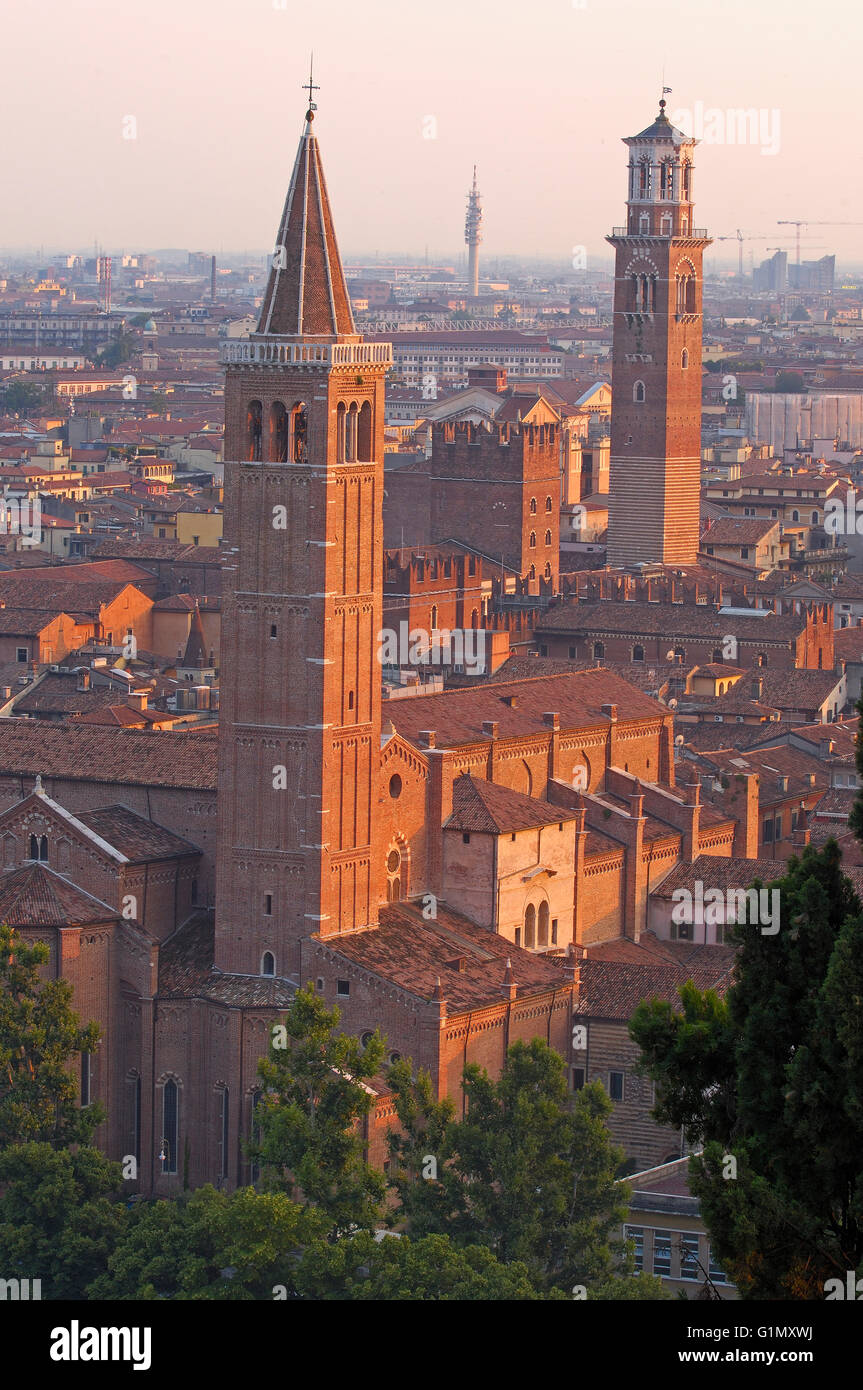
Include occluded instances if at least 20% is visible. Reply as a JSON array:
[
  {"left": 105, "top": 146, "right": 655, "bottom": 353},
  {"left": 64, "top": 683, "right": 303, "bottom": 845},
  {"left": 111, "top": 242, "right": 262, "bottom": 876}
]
[
  {"left": 0, "top": 720, "right": 217, "bottom": 790},
  {"left": 0, "top": 861, "right": 117, "bottom": 927},
  {"left": 445, "top": 774, "right": 577, "bottom": 834}
]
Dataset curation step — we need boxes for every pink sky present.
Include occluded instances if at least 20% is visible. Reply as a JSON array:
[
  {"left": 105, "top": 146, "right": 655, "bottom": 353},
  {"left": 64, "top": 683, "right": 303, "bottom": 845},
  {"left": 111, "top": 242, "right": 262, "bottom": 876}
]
[{"left": 2, "top": 0, "right": 860, "bottom": 267}]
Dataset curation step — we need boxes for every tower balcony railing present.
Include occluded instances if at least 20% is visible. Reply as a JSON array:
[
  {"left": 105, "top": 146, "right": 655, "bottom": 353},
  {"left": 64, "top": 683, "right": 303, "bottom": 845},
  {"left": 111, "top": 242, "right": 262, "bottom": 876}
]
[
  {"left": 220, "top": 339, "right": 393, "bottom": 368},
  {"left": 611, "top": 226, "right": 708, "bottom": 238}
]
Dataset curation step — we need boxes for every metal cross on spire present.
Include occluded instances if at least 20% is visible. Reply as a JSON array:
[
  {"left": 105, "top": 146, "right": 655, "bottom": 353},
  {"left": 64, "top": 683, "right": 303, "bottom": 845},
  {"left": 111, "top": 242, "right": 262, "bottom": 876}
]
[{"left": 303, "top": 55, "right": 319, "bottom": 116}]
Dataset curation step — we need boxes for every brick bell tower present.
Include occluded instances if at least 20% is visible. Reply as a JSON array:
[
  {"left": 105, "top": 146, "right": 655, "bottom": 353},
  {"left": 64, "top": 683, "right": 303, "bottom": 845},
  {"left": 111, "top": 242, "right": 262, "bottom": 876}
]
[
  {"left": 606, "top": 98, "right": 711, "bottom": 568},
  {"left": 215, "top": 93, "right": 392, "bottom": 979}
]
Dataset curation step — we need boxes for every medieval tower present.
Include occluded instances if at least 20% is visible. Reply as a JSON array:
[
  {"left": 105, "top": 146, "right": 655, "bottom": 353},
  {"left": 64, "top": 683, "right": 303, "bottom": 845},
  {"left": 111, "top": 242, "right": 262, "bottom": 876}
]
[
  {"left": 215, "top": 99, "right": 393, "bottom": 981},
  {"left": 606, "top": 99, "right": 711, "bottom": 567}
]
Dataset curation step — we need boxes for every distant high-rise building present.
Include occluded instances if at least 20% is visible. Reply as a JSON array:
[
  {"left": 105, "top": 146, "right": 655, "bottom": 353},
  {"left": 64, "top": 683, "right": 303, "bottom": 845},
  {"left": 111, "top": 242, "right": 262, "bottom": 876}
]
[
  {"left": 606, "top": 99, "right": 710, "bottom": 568},
  {"left": 464, "top": 167, "right": 482, "bottom": 298},
  {"left": 789, "top": 255, "right": 835, "bottom": 294},
  {"left": 754, "top": 250, "right": 787, "bottom": 294}
]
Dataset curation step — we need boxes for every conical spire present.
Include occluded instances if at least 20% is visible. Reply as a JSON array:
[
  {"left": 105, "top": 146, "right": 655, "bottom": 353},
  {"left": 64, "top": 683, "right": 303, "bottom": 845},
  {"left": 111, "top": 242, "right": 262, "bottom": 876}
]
[
  {"left": 182, "top": 603, "right": 209, "bottom": 669},
  {"left": 257, "top": 108, "right": 356, "bottom": 340}
]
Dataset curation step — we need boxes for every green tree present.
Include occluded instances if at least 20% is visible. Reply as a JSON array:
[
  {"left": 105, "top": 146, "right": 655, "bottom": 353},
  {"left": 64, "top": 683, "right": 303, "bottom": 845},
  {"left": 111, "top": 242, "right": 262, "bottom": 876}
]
[
  {"left": 95, "top": 335, "right": 136, "bottom": 370},
  {"left": 630, "top": 842, "right": 863, "bottom": 1298},
  {"left": 775, "top": 369, "right": 805, "bottom": 393},
  {"left": 291, "top": 1230, "right": 562, "bottom": 1300},
  {"left": 248, "top": 985, "right": 386, "bottom": 1235},
  {"left": 0, "top": 1142, "right": 124, "bottom": 1299},
  {"left": 0, "top": 382, "right": 48, "bottom": 414},
  {"left": 387, "top": 1038, "right": 662, "bottom": 1297},
  {"left": 89, "top": 1185, "right": 328, "bottom": 1300},
  {"left": 0, "top": 923, "right": 103, "bottom": 1148}
]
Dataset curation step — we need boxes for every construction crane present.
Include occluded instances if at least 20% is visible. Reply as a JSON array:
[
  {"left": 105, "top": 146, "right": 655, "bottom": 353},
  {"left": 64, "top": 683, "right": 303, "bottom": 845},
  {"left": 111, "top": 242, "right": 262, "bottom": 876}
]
[
  {"left": 713, "top": 230, "right": 775, "bottom": 278},
  {"left": 777, "top": 220, "right": 863, "bottom": 263}
]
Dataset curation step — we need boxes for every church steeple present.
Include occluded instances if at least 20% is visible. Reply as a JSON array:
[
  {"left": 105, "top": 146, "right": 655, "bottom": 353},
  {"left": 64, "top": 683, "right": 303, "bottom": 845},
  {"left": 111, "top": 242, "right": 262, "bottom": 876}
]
[{"left": 257, "top": 105, "right": 356, "bottom": 341}]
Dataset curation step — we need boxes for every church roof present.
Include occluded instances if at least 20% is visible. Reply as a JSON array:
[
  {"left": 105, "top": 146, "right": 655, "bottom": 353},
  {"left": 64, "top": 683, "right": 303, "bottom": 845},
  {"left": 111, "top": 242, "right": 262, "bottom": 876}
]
[
  {"left": 256, "top": 111, "right": 356, "bottom": 339},
  {"left": 0, "top": 862, "right": 117, "bottom": 927},
  {"left": 445, "top": 774, "right": 578, "bottom": 835},
  {"left": 75, "top": 805, "right": 200, "bottom": 863}
]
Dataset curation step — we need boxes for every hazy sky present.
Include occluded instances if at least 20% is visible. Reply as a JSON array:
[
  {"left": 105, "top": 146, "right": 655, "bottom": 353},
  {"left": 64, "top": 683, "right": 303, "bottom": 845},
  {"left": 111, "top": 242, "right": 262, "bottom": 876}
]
[{"left": 3, "top": 0, "right": 861, "bottom": 268}]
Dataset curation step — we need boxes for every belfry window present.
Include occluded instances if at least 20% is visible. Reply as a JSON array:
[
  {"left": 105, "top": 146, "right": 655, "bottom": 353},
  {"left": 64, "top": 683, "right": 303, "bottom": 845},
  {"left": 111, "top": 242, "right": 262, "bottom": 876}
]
[
  {"left": 357, "top": 401, "right": 372, "bottom": 461},
  {"left": 633, "top": 380, "right": 646, "bottom": 404},
  {"left": 246, "top": 400, "right": 263, "bottom": 462},
  {"left": 269, "top": 401, "right": 288, "bottom": 462},
  {"left": 291, "top": 402, "right": 307, "bottom": 462}
]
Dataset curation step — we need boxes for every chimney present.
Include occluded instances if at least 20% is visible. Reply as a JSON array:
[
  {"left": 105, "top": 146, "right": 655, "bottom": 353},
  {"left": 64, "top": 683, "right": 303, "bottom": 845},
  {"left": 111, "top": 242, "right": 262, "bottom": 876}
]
[
  {"left": 482, "top": 720, "right": 499, "bottom": 738},
  {"left": 543, "top": 711, "right": 560, "bottom": 730},
  {"left": 128, "top": 690, "right": 148, "bottom": 711},
  {"left": 501, "top": 958, "right": 517, "bottom": 1001},
  {"left": 601, "top": 703, "right": 618, "bottom": 722},
  {"left": 419, "top": 730, "right": 436, "bottom": 748},
  {"left": 77, "top": 669, "right": 91, "bottom": 692}
]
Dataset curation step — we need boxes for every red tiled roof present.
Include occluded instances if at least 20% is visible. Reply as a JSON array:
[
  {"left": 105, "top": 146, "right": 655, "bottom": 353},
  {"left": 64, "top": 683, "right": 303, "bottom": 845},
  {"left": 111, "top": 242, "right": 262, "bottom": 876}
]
[
  {"left": 388, "top": 670, "right": 664, "bottom": 750},
  {"left": 445, "top": 774, "right": 577, "bottom": 834},
  {"left": 75, "top": 804, "right": 200, "bottom": 863},
  {"left": 0, "top": 720, "right": 217, "bottom": 789},
  {"left": 327, "top": 900, "right": 569, "bottom": 1011},
  {"left": 0, "top": 861, "right": 117, "bottom": 927}
]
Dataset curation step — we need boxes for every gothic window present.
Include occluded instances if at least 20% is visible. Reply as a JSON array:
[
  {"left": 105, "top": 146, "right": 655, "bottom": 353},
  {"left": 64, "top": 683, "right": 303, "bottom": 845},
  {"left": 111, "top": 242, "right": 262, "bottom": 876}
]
[
  {"left": 529, "top": 532, "right": 536, "bottom": 548},
  {"left": 530, "top": 497, "right": 537, "bottom": 514},
  {"left": 269, "top": 401, "right": 288, "bottom": 462},
  {"left": 386, "top": 846, "right": 404, "bottom": 901},
  {"left": 357, "top": 401, "right": 373, "bottom": 461},
  {"left": 681, "top": 348, "right": 689, "bottom": 369},
  {"left": 682, "top": 161, "right": 691, "bottom": 198},
  {"left": 757, "top": 653, "right": 768, "bottom": 667},
  {"left": 246, "top": 400, "right": 263, "bottom": 462},
  {"left": 217, "top": 1086, "right": 230, "bottom": 1180},
  {"left": 291, "top": 402, "right": 308, "bottom": 462},
  {"left": 537, "top": 901, "right": 549, "bottom": 948},
  {"left": 633, "top": 380, "right": 646, "bottom": 403},
  {"left": 524, "top": 903, "right": 536, "bottom": 949},
  {"left": 261, "top": 952, "right": 275, "bottom": 976},
  {"left": 470, "top": 609, "right": 479, "bottom": 629},
  {"left": 544, "top": 562, "right": 552, "bottom": 578},
  {"left": 593, "top": 641, "right": 604, "bottom": 660},
  {"left": 545, "top": 496, "right": 552, "bottom": 512},
  {"left": 544, "top": 530, "right": 552, "bottom": 546},
  {"left": 161, "top": 1079, "right": 178, "bottom": 1173},
  {"left": 28, "top": 834, "right": 38, "bottom": 860},
  {"left": 430, "top": 605, "right": 438, "bottom": 630},
  {"left": 39, "top": 836, "right": 47, "bottom": 861},
  {"left": 529, "top": 565, "right": 536, "bottom": 579}
]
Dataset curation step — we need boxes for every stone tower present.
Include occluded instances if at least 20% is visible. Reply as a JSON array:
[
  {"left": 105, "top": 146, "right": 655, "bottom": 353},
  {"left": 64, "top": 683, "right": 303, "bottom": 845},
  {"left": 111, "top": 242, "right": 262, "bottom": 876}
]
[
  {"left": 606, "top": 99, "right": 711, "bottom": 568},
  {"left": 215, "top": 101, "right": 393, "bottom": 980}
]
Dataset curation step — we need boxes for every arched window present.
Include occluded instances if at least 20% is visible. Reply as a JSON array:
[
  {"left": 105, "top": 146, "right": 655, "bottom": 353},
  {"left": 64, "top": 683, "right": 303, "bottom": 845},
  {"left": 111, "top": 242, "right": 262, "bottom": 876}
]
[
  {"left": 261, "top": 952, "right": 275, "bottom": 976},
  {"left": 524, "top": 904, "right": 536, "bottom": 949},
  {"left": 470, "top": 608, "right": 479, "bottom": 629},
  {"left": 792, "top": 509, "right": 800, "bottom": 522},
  {"left": 681, "top": 348, "right": 689, "bottom": 369},
  {"left": 357, "top": 401, "right": 372, "bottom": 461},
  {"left": 269, "top": 401, "right": 288, "bottom": 462},
  {"left": 544, "top": 562, "right": 552, "bottom": 578},
  {"left": 39, "top": 836, "right": 47, "bottom": 862},
  {"left": 291, "top": 402, "right": 307, "bottom": 462},
  {"left": 757, "top": 653, "right": 768, "bottom": 667},
  {"left": 246, "top": 400, "right": 262, "bottom": 462},
  {"left": 161, "top": 1080, "right": 178, "bottom": 1174},
  {"left": 633, "top": 644, "right": 645, "bottom": 662},
  {"left": 528, "top": 565, "right": 536, "bottom": 579},
  {"left": 545, "top": 496, "right": 553, "bottom": 512},
  {"left": 811, "top": 510, "right": 819, "bottom": 525},
  {"left": 529, "top": 497, "right": 537, "bottom": 514},
  {"left": 633, "top": 380, "right": 645, "bottom": 403},
  {"left": 537, "top": 901, "right": 549, "bottom": 947},
  {"left": 28, "top": 834, "right": 38, "bottom": 860},
  {"left": 682, "top": 161, "right": 691, "bottom": 198},
  {"left": 544, "top": 529, "right": 552, "bottom": 546},
  {"left": 529, "top": 531, "right": 536, "bottom": 548},
  {"left": 344, "top": 403, "right": 358, "bottom": 462},
  {"left": 638, "top": 157, "right": 650, "bottom": 197},
  {"left": 593, "top": 641, "right": 604, "bottom": 660},
  {"left": 430, "top": 605, "right": 438, "bottom": 630},
  {"left": 659, "top": 159, "right": 674, "bottom": 199}
]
